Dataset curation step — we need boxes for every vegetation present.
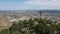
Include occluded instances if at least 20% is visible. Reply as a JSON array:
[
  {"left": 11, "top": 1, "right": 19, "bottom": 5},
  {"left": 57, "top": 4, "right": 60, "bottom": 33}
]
[{"left": 0, "top": 18, "right": 60, "bottom": 34}]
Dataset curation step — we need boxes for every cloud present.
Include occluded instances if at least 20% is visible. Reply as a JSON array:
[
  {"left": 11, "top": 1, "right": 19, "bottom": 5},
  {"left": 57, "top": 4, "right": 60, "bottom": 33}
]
[{"left": 24, "top": 0, "right": 60, "bottom": 7}]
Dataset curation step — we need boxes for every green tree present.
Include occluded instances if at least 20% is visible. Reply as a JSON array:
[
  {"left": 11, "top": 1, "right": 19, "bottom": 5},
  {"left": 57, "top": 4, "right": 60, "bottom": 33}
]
[
  {"left": 34, "top": 18, "right": 55, "bottom": 34},
  {"left": 56, "top": 23, "right": 60, "bottom": 32},
  {"left": 9, "top": 23, "right": 19, "bottom": 34},
  {"left": 29, "top": 18, "right": 36, "bottom": 28},
  {"left": 46, "top": 19, "right": 53, "bottom": 24},
  {"left": 0, "top": 29, "right": 9, "bottom": 34},
  {"left": 11, "top": 31, "right": 21, "bottom": 34}
]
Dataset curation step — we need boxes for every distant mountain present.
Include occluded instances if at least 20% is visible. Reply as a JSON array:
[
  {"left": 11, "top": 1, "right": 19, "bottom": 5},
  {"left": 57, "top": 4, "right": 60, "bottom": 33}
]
[
  {"left": 0, "top": 10, "right": 60, "bottom": 14},
  {"left": 37, "top": 10, "right": 60, "bottom": 14},
  {"left": 0, "top": 10, "right": 60, "bottom": 18}
]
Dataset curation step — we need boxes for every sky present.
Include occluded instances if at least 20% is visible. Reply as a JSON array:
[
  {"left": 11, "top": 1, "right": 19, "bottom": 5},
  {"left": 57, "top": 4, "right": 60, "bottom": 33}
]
[{"left": 0, "top": 0, "right": 60, "bottom": 10}]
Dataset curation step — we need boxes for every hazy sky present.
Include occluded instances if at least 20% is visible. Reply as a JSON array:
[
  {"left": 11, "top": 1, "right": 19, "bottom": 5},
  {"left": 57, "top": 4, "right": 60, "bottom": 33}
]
[{"left": 0, "top": 0, "right": 60, "bottom": 10}]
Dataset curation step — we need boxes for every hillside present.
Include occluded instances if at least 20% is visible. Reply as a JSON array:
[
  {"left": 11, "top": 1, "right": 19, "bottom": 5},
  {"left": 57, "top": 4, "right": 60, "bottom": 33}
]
[{"left": 0, "top": 16, "right": 12, "bottom": 30}]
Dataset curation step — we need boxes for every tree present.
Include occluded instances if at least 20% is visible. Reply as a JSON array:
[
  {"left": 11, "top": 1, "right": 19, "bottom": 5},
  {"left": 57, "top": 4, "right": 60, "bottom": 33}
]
[
  {"left": 46, "top": 19, "right": 53, "bottom": 24},
  {"left": 0, "top": 29, "right": 9, "bottom": 34},
  {"left": 18, "top": 21, "right": 24, "bottom": 32},
  {"left": 11, "top": 31, "right": 21, "bottom": 34},
  {"left": 34, "top": 18, "right": 55, "bottom": 34},
  {"left": 9, "top": 23, "right": 19, "bottom": 34},
  {"left": 23, "top": 20, "right": 30, "bottom": 27},
  {"left": 56, "top": 31, "right": 60, "bottom": 34},
  {"left": 0, "top": 18, "right": 59, "bottom": 34},
  {"left": 56, "top": 23, "right": 60, "bottom": 32},
  {"left": 29, "top": 18, "right": 36, "bottom": 28}
]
